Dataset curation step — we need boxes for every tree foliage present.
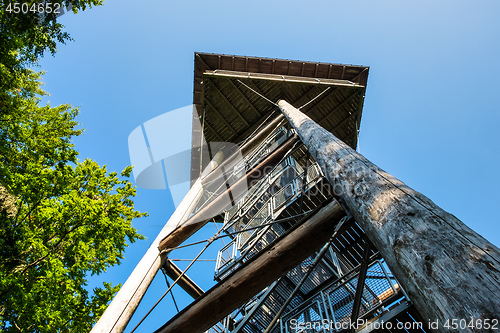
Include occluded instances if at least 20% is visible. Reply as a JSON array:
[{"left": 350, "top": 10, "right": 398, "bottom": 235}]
[
  {"left": 1, "top": 1, "right": 103, "bottom": 114},
  {"left": 0, "top": 2, "right": 146, "bottom": 331}
]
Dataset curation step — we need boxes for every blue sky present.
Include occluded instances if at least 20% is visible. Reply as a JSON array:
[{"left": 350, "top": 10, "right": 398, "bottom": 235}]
[{"left": 37, "top": 0, "right": 500, "bottom": 331}]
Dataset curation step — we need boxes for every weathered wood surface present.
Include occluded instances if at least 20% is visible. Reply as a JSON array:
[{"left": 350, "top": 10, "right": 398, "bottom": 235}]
[
  {"left": 154, "top": 200, "right": 345, "bottom": 333},
  {"left": 90, "top": 117, "right": 290, "bottom": 333},
  {"left": 90, "top": 150, "right": 227, "bottom": 332},
  {"left": 278, "top": 100, "right": 500, "bottom": 332},
  {"left": 90, "top": 179, "right": 205, "bottom": 333},
  {"left": 92, "top": 129, "right": 297, "bottom": 333},
  {"left": 162, "top": 259, "right": 204, "bottom": 299}
]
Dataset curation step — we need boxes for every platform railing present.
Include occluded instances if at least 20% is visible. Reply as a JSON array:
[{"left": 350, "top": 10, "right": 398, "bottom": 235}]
[{"left": 214, "top": 163, "right": 323, "bottom": 280}]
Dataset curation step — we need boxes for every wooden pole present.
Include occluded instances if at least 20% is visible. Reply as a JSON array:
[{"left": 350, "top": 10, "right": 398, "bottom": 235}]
[
  {"left": 90, "top": 180, "right": 204, "bottom": 333},
  {"left": 154, "top": 200, "right": 345, "bottom": 333},
  {"left": 277, "top": 100, "right": 500, "bottom": 332},
  {"left": 162, "top": 259, "right": 204, "bottom": 300},
  {"left": 158, "top": 134, "right": 299, "bottom": 252},
  {"left": 90, "top": 152, "right": 225, "bottom": 333},
  {"left": 92, "top": 128, "right": 297, "bottom": 332}
]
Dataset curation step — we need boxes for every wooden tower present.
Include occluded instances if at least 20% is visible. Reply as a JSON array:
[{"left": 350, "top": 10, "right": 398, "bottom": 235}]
[{"left": 91, "top": 53, "right": 500, "bottom": 333}]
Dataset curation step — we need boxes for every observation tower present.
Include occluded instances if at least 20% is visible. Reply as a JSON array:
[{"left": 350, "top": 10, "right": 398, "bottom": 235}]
[{"left": 92, "top": 53, "right": 500, "bottom": 333}]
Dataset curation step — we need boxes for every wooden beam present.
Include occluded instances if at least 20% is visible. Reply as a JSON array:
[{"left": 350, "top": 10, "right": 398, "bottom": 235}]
[
  {"left": 205, "top": 71, "right": 361, "bottom": 88},
  {"left": 278, "top": 100, "right": 500, "bottom": 333},
  {"left": 329, "top": 106, "right": 360, "bottom": 135},
  {"left": 202, "top": 113, "right": 285, "bottom": 186},
  {"left": 158, "top": 134, "right": 299, "bottom": 252},
  {"left": 162, "top": 259, "right": 204, "bottom": 300},
  {"left": 316, "top": 89, "right": 360, "bottom": 126},
  {"left": 296, "top": 85, "right": 337, "bottom": 112},
  {"left": 202, "top": 117, "right": 223, "bottom": 142},
  {"left": 227, "top": 79, "right": 262, "bottom": 117},
  {"left": 244, "top": 78, "right": 266, "bottom": 97},
  {"left": 352, "top": 87, "right": 366, "bottom": 149},
  {"left": 90, "top": 180, "right": 205, "bottom": 333},
  {"left": 229, "top": 78, "right": 270, "bottom": 114},
  {"left": 195, "top": 53, "right": 212, "bottom": 71},
  {"left": 204, "top": 98, "right": 238, "bottom": 136},
  {"left": 231, "top": 112, "right": 285, "bottom": 156},
  {"left": 290, "top": 84, "right": 323, "bottom": 107},
  {"left": 91, "top": 151, "right": 225, "bottom": 333},
  {"left": 240, "top": 114, "right": 285, "bottom": 156},
  {"left": 207, "top": 77, "right": 250, "bottom": 127},
  {"left": 154, "top": 200, "right": 345, "bottom": 333}
]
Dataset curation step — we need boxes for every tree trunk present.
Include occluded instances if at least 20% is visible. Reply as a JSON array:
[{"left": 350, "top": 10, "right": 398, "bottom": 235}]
[{"left": 278, "top": 99, "right": 500, "bottom": 332}]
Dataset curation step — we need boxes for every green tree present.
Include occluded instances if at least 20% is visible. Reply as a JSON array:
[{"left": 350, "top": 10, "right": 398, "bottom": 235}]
[
  {"left": 1, "top": 0, "right": 103, "bottom": 117},
  {"left": 0, "top": 1, "right": 146, "bottom": 331}
]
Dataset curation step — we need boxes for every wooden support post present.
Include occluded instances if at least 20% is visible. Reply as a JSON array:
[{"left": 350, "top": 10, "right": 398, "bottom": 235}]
[
  {"left": 91, "top": 152, "right": 225, "bottom": 333},
  {"left": 90, "top": 180, "right": 205, "bottom": 333},
  {"left": 162, "top": 259, "right": 204, "bottom": 300},
  {"left": 158, "top": 134, "right": 299, "bottom": 252},
  {"left": 154, "top": 200, "right": 345, "bottom": 333},
  {"left": 92, "top": 122, "right": 291, "bottom": 332},
  {"left": 277, "top": 100, "right": 500, "bottom": 332}
]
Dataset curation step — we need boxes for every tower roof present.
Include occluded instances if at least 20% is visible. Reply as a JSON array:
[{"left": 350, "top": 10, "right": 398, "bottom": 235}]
[{"left": 191, "top": 52, "right": 369, "bottom": 183}]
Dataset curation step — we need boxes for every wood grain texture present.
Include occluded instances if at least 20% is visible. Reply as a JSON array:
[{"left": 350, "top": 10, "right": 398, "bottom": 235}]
[{"left": 278, "top": 100, "right": 500, "bottom": 332}]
